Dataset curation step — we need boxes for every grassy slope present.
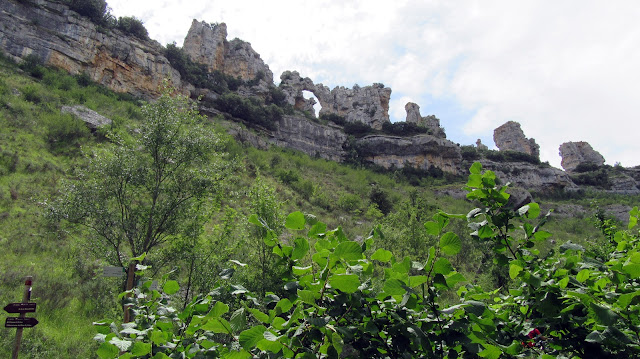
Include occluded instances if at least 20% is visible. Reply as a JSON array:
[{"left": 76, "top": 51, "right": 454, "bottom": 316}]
[{"left": 0, "top": 55, "right": 622, "bottom": 357}]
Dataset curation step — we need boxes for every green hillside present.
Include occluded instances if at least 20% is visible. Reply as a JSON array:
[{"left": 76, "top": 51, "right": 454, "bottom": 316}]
[{"left": 1, "top": 52, "right": 638, "bottom": 358}]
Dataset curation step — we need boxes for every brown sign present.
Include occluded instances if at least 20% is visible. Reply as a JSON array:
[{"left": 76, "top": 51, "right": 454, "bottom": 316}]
[
  {"left": 5, "top": 317, "right": 39, "bottom": 328},
  {"left": 4, "top": 303, "right": 36, "bottom": 314}
]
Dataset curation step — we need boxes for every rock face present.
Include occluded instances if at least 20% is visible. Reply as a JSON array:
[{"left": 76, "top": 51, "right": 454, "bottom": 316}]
[
  {"left": 280, "top": 71, "right": 391, "bottom": 130},
  {"left": 0, "top": 0, "right": 187, "bottom": 98},
  {"left": 356, "top": 135, "right": 462, "bottom": 175},
  {"left": 493, "top": 121, "right": 540, "bottom": 159},
  {"left": 182, "top": 20, "right": 273, "bottom": 84},
  {"left": 404, "top": 102, "right": 446, "bottom": 138},
  {"left": 478, "top": 160, "right": 578, "bottom": 193},
  {"left": 61, "top": 105, "right": 111, "bottom": 129},
  {"left": 476, "top": 139, "right": 488, "bottom": 150},
  {"left": 559, "top": 141, "right": 605, "bottom": 172}
]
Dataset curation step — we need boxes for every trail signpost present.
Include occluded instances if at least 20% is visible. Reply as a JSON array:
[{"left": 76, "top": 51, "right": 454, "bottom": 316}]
[{"left": 4, "top": 276, "right": 37, "bottom": 359}]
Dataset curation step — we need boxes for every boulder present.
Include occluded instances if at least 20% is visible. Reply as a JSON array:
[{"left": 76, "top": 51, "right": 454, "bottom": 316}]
[
  {"left": 559, "top": 141, "right": 605, "bottom": 172},
  {"left": 61, "top": 105, "right": 111, "bottom": 129},
  {"left": 493, "top": 121, "right": 540, "bottom": 159}
]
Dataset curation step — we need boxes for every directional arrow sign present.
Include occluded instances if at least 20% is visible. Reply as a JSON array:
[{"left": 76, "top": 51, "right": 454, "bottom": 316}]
[
  {"left": 5, "top": 317, "right": 39, "bottom": 328},
  {"left": 4, "top": 303, "right": 36, "bottom": 313}
]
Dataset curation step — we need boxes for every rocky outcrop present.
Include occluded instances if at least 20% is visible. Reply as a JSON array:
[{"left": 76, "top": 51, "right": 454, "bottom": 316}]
[
  {"left": 280, "top": 71, "right": 391, "bottom": 129},
  {"left": 0, "top": 0, "right": 187, "bottom": 98},
  {"left": 476, "top": 139, "right": 488, "bottom": 150},
  {"left": 493, "top": 121, "right": 540, "bottom": 159},
  {"left": 356, "top": 135, "right": 462, "bottom": 174},
  {"left": 61, "top": 105, "right": 111, "bottom": 129},
  {"left": 478, "top": 159, "right": 578, "bottom": 193},
  {"left": 182, "top": 20, "right": 273, "bottom": 84},
  {"left": 405, "top": 102, "right": 446, "bottom": 138},
  {"left": 559, "top": 141, "right": 605, "bottom": 172}
]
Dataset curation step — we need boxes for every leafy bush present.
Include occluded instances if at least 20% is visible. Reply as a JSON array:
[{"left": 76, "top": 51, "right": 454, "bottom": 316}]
[
  {"left": 484, "top": 149, "right": 540, "bottom": 165},
  {"left": 369, "top": 184, "right": 392, "bottom": 215},
  {"left": 343, "top": 121, "right": 373, "bottom": 137},
  {"left": 337, "top": 192, "right": 362, "bottom": 211},
  {"left": 571, "top": 168, "right": 610, "bottom": 188},
  {"left": 275, "top": 169, "right": 300, "bottom": 184},
  {"left": 19, "top": 54, "right": 44, "bottom": 79},
  {"left": 319, "top": 112, "right": 346, "bottom": 125},
  {"left": 574, "top": 162, "right": 602, "bottom": 173},
  {"left": 67, "top": 0, "right": 109, "bottom": 24},
  {"left": 116, "top": 16, "right": 148, "bottom": 40},
  {"left": 214, "top": 93, "right": 281, "bottom": 131},
  {"left": 461, "top": 145, "right": 480, "bottom": 161},
  {"left": 43, "top": 112, "right": 90, "bottom": 148},
  {"left": 381, "top": 121, "right": 429, "bottom": 136}
]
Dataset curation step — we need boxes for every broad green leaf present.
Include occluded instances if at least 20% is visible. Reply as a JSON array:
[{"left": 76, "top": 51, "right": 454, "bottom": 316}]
[
  {"left": 478, "top": 344, "right": 501, "bottom": 359},
  {"left": 329, "top": 274, "right": 360, "bottom": 293},
  {"left": 383, "top": 278, "right": 407, "bottom": 295},
  {"left": 230, "top": 308, "right": 247, "bottom": 333},
  {"left": 130, "top": 253, "right": 146, "bottom": 262},
  {"left": 433, "top": 257, "right": 453, "bottom": 275},
  {"left": 248, "top": 214, "right": 262, "bottom": 227},
  {"left": 332, "top": 332, "right": 344, "bottom": 356},
  {"left": 589, "top": 303, "right": 619, "bottom": 326},
  {"left": 211, "top": 301, "right": 230, "bottom": 317},
  {"left": 202, "top": 318, "right": 232, "bottom": 334},
  {"left": 109, "top": 337, "right": 131, "bottom": 351},
  {"left": 509, "top": 263, "right": 523, "bottom": 279},
  {"left": 519, "top": 202, "right": 540, "bottom": 219},
  {"left": 470, "top": 162, "right": 483, "bottom": 174},
  {"left": 257, "top": 338, "right": 283, "bottom": 353},
  {"left": 285, "top": 211, "right": 305, "bottom": 230},
  {"left": 334, "top": 241, "right": 362, "bottom": 261},
  {"left": 130, "top": 342, "right": 151, "bottom": 356},
  {"left": 163, "top": 280, "right": 179, "bottom": 295},
  {"left": 297, "top": 290, "right": 317, "bottom": 304},
  {"left": 424, "top": 221, "right": 440, "bottom": 236},
  {"left": 446, "top": 272, "right": 466, "bottom": 288},
  {"left": 533, "top": 230, "right": 552, "bottom": 241},
  {"left": 239, "top": 325, "right": 266, "bottom": 350},
  {"left": 371, "top": 248, "right": 393, "bottom": 262},
  {"left": 292, "top": 265, "right": 312, "bottom": 275},
  {"left": 308, "top": 222, "right": 327, "bottom": 237},
  {"left": 248, "top": 308, "right": 269, "bottom": 323},
  {"left": 467, "top": 174, "right": 482, "bottom": 188},
  {"left": 150, "top": 330, "right": 167, "bottom": 345},
  {"left": 617, "top": 290, "right": 640, "bottom": 308},
  {"left": 558, "top": 277, "right": 570, "bottom": 289},
  {"left": 439, "top": 232, "right": 461, "bottom": 256},
  {"left": 291, "top": 237, "right": 310, "bottom": 260},
  {"left": 624, "top": 263, "right": 640, "bottom": 279},
  {"left": 409, "top": 275, "right": 428, "bottom": 287},
  {"left": 275, "top": 298, "right": 293, "bottom": 313},
  {"left": 576, "top": 269, "right": 590, "bottom": 283},
  {"left": 97, "top": 342, "right": 119, "bottom": 359},
  {"left": 222, "top": 350, "right": 252, "bottom": 359}
]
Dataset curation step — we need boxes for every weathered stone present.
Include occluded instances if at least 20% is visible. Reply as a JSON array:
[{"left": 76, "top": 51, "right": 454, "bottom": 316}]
[
  {"left": 61, "top": 105, "right": 111, "bottom": 129},
  {"left": 476, "top": 139, "right": 488, "bottom": 150},
  {"left": 404, "top": 102, "right": 446, "bottom": 138},
  {"left": 559, "top": 141, "right": 605, "bottom": 172},
  {"left": 280, "top": 71, "right": 391, "bottom": 130},
  {"left": 608, "top": 173, "right": 640, "bottom": 195},
  {"left": 355, "top": 134, "right": 462, "bottom": 174},
  {"left": 477, "top": 159, "right": 578, "bottom": 193},
  {"left": 182, "top": 20, "right": 273, "bottom": 84},
  {"left": 493, "top": 121, "right": 540, "bottom": 159},
  {"left": 0, "top": 0, "right": 188, "bottom": 98}
]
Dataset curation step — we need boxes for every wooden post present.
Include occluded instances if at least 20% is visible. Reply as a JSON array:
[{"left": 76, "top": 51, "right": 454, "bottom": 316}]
[
  {"left": 11, "top": 276, "right": 32, "bottom": 359},
  {"left": 123, "top": 263, "right": 136, "bottom": 323}
]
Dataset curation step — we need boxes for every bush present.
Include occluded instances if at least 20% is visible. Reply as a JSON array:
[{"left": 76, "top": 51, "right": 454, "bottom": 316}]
[
  {"left": 67, "top": 0, "right": 108, "bottom": 24},
  {"left": 381, "top": 121, "right": 429, "bottom": 136},
  {"left": 275, "top": 169, "right": 299, "bottom": 184},
  {"left": 574, "top": 162, "right": 602, "bottom": 173},
  {"left": 22, "top": 85, "right": 43, "bottom": 104},
  {"left": 343, "top": 121, "right": 373, "bottom": 137},
  {"left": 116, "top": 16, "right": 148, "bottom": 40},
  {"left": 571, "top": 169, "right": 610, "bottom": 188},
  {"left": 369, "top": 184, "right": 392, "bottom": 215},
  {"left": 461, "top": 145, "right": 479, "bottom": 161},
  {"left": 44, "top": 112, "right": 90, "bottom": 148},
  {"left": 337, "top": 192, "right": 362, "bottom": 212},
  {"left": 214, "top": 93, "right": 281, "bottom": 131},
  {"left": 319, "top": 112, "right": 346, "bottom": 126},
  {"left": 19, "top": 54, "right": 44, "bottom": 79}
]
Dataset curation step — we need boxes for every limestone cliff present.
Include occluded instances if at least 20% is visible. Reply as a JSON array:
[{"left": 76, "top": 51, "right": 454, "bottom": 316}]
[
  {"left": 0, "top": 0, "right": 187, "bottom": 98},
  {"left": 477, "top": 160, "right": 578, "bottom": 193},
  {"left": 182, "top": 20, "right": 274, "bottom": 84},
  {"left": 404, "top": 102, "right": 446, "bottom": 138},
  {"left": 279, "top": 71, "right": 391, "bottom": 130}
]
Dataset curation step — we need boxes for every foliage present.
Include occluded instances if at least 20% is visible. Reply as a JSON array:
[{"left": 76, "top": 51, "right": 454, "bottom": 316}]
[
  {"left": 116, "top": 16, "right": 148, "bottom": 40},
  {"left": 381, "top": 121, "right": 429, "bottom": 136},
  {"left": 319, "top": 113, "right": 346, "bottom": 126},
  {"left": 343, "top": 121, "right": 373, "bottom": 137},
  {"left": 369, "top": 184, "right": 393, "bottom": 215},
  {"left": 19, "top": 54, "right": 45, "bottom": 79},
  {"left": 574, "top": 162, "right": 602, "bottom": 173},
  {"left": 214, "top": 92, "right": 283, "bottom": 131},
  {"left": 571, "top": 168, "right": 611, "bottom": 189},
  {"left": 484, "top": 149, "right": 541, "bottom": 165},
  {"left": 461, "top": 145, "right": 480, "bottom": 161},
  {"left": 67, "top": 0, "right": 109, "bottom": 24},
  {"left": 50, "top": 84, "right": 228, "bottom": 267}
]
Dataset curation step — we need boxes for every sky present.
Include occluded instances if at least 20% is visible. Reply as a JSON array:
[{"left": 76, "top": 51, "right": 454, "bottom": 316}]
[{"left": 106, "top": 0, "right": 640, "bottom": 169}]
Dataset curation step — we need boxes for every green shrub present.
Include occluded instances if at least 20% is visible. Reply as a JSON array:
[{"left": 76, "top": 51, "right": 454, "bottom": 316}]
[
  {"left": 461, "top": 145, "right": 479, "bottom": 161},
  {"left": 343, "top": 120, "right": 373, "bottom": 137},
  {"left": 319, "top": 112, "right": 346, "bottom": 125},
  {"left": 19, "top": 54, "right": 44, "bottom": 79},
  {"left": 74, "top": 72, "right": 92, "bottom": 87},
  {"left": 337, "top": 192, "right": 362, "bottom": 211},
  {"left": 116, "top": 16, "right": 148, "bottom": 40},
  {"left": 22, "top": 85, "right": 43, "bottom": 103},
  {"left": 381, "top": 121, "right": 429, "bottom": 136},
  {"left": 369, "top": 184, "right": 392, "bottom": 215},
  {"left": 43, "top": 112, "right": 90, "bottom": 148},
  {"left": 574, "top": 162, "right": 602, "bottom": 173},
  {"left": 275, "top": 169, "right": 299, "bottom": 184},
  {"left": 571, "top": 168, "right": 610, "bottom": 188},
  {"left": 67, "top": 0, "right": 108, "bottom": 24},
  {"left": 214, "top": 93, "right": 281, "bottom": 130}
]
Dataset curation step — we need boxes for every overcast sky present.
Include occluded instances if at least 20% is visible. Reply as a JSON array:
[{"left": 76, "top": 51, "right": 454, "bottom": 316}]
[{"left": 106, "top": 0, "right": 640, "bottom": 169}]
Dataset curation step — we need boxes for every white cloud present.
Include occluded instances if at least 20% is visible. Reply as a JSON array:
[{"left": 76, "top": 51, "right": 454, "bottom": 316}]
[{"left": 106, "top": 0, "right": 640, "bottom": 168}]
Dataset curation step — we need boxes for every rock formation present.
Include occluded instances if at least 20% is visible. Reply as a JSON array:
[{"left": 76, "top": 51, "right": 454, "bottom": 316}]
[
  {"left": 182, "top": 20, "right": 273, "bottom": 84},
  {"left": 61, "top": 105, "right": 112, "bottom": 129},
  {"left": 476, "top": 139, "right": 488, "bottom": 150},
  {"left": 559, "top": 141, "right": 605, "bottom": 172},
  {"left": 279, "top": 71, "right": 391, "bottom": 130},
  {"left": 493, "top": 121, "right": 540, "bottom": 159},
  {"left": 478, "top": 160, "right": 578, "bottom": 193},
  {"left": 0, "top": 0, "right": 187, "bottom": 98},
  {"left": 404, "top": 102, "right": 446, "bottom": 138},
  {"left": 355, "top": 135, "right": 462, "bottom": 174}
]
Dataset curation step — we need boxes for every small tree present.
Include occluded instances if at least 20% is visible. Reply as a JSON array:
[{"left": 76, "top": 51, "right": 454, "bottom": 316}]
[{"left": 52, "top": 84, "right": 228, "bottom": 314}]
